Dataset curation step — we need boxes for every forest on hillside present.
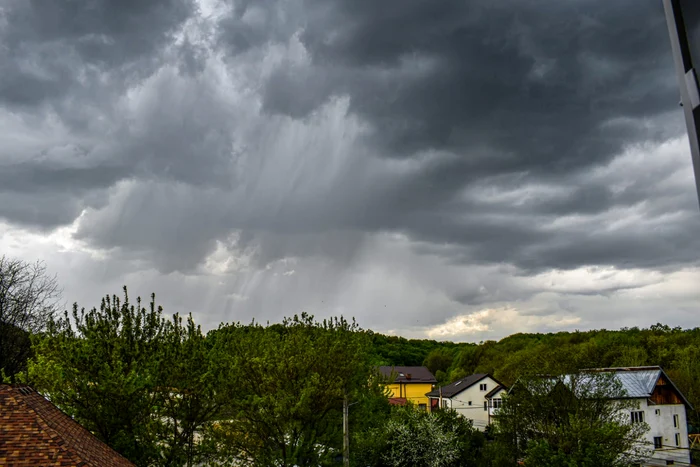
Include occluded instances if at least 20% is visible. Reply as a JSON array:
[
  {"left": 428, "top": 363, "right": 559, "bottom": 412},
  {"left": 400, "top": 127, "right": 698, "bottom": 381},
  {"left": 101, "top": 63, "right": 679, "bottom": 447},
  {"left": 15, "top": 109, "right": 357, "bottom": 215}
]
[
  {"left": 371, "top": 324, "right": 700, "bottom": 429},
  {"left": 3, "top": 256, "right": 700, "bottom": 466}
]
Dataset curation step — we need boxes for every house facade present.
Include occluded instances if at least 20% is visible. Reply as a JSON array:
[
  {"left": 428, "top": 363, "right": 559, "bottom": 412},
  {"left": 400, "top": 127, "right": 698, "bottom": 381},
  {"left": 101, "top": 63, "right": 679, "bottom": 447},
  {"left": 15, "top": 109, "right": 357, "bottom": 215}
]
[
  {"left": 425, "top": 374, "right": 507, "bottom": 430},
  {"left": 378, "top": 366, "right": 436, "bottom": 410},
  {"left": 509, "top": 366, "right": 692, "bottom": 466},
  {"left": 485, "top": 384, "right": 508, "bottom": 420},
  {"left": 591, "top": 367, "right": 692, "bottom": 466}
]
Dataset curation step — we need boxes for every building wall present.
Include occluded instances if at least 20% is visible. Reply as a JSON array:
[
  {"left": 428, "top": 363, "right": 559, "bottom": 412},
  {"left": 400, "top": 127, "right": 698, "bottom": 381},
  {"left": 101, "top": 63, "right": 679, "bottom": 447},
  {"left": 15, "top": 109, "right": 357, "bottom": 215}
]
[
  {"left": 487, "top": 387, "right": 507, "bottom": 418},
  {"left": 446, "top": 376, "right": 500, "bottom": 431},
  {"left": 385, "top": 382, "right": 433, "bottom": 409},
  {"left": 632, "top": 398, "right": 690, "bottom": 466}
]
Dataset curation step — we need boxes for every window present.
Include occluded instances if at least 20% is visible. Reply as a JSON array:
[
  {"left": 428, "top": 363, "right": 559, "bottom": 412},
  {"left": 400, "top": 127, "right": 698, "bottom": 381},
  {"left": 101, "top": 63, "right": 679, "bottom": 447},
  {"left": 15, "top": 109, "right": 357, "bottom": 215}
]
[
  {"left": 666, "top": 461, "right": 675, "bottom": 465},
  {"left": 442, "top": 400, "right": 448, "bottom": 408},
  {"left": 655, "top": 409, "right": 661, "bottom": 416},
  {"left": 673, "top": 414, "right": 679, "bottom": 428},
  {"left": 492, "top": 398, "right": 502, "bottom": 409},
  {"left": 675, "top": 433, "right": 681, "bottom": 446},
  {"left": 630, "top": 411, "right": 644, "bottom": 424},
  {"left": 468, "top": 401, "right": 472, "bottom": 406},
  {"left": 654, "top": 437, "right": 663, "bottom": 449},
  {"left": 484, "top": 401, "right": 488, "bottom": 411},
  {"left": 480, "top": 383, "right": 487, "bottom": 391},
  {"left": 418, "top": 404, "right": 427, "bottom": 411}
]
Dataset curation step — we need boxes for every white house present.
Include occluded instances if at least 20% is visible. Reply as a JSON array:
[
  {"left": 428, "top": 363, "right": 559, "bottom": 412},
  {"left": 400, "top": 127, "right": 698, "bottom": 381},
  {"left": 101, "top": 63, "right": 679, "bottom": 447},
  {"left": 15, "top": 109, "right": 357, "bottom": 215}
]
[
  {"left": 425, "top": 373, "right": 507, "bottom": 431},
  {"left": 585, "top": 366, "right": 692, "bottom": 467},
  {"left": 485, "top": 384, "right": 508, "bottom": 419},
  {"left": 511, "top": 366, "right": 692, "bottom": 466}
]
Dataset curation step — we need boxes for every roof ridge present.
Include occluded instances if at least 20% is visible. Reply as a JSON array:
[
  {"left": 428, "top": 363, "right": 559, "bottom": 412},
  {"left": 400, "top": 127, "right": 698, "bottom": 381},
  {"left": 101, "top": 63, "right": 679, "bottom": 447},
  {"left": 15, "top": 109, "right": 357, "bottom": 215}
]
[{"left": 581, "top": 366, "right": 662, "bottom": 372}]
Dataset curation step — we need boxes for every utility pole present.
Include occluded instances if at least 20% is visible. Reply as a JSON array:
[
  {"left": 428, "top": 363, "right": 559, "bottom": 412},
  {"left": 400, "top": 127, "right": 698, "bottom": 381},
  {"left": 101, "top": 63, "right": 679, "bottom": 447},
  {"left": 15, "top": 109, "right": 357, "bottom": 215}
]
[
  {"left": 488, "top": 399, "right": 491, "bottom": 426},
  {"left": 343, "top": 392, "right": 350, "bottom": 467}
]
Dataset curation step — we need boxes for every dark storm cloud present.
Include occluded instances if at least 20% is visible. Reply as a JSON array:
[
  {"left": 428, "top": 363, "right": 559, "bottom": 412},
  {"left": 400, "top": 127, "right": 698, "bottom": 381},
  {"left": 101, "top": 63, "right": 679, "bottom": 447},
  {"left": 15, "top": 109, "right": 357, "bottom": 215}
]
[
  {"left": 251, "top": 0, "right": 700, "bottom": 274},
  {"left": 400, "top": 167, "right": 700, "bottom": 273},
  {"left": 2, "top": 0, "right": 699, "bottom": 287},
  {"left": 0, "top": 0, "right": 195, "bottom": 107},
  {"left": 283, "top": 0, "right": 680, "bottom": 169},
  {"left": 0, "top": 0, "right": 227, "bottom": 231},
  {"left": 259, "top": 0, "right": 682, "bottom": 229},
  {"left": 0, "top": 162, "right": 128, "bottom": 194},
  {"left": 216, "top": 0, "right": 302, "bottom": 56}
]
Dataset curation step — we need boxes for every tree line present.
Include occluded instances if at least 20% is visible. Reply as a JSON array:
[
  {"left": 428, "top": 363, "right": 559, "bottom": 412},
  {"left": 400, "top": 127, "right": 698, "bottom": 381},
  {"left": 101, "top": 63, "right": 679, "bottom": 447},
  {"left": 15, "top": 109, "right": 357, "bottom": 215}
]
[
  {"left": 1, "top": 256, "right": 699, "bottom": 466},
  {"left": 372, "top": 324, "right": 700, "bottom": 431}
]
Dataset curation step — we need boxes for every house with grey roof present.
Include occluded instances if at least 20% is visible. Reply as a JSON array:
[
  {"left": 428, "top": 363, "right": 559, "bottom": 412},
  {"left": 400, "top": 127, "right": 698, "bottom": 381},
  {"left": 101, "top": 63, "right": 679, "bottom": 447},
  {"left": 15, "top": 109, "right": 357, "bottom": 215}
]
[
  {"left": 425, "top": 373, "right": 507, "bottom": 430},
  {"left": 510, "top": 366, "right": 692, "bottom": 466},
  {"left": 583, "top": 366, "right": 692, "bottom": 467}
]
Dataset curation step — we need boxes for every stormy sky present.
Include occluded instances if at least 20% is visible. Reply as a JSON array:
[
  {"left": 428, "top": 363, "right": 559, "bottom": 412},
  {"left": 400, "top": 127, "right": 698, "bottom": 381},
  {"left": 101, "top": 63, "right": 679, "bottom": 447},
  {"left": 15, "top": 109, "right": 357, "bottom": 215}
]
[{"left": 1, "top": 0, "right": 699, "bottom": 340}]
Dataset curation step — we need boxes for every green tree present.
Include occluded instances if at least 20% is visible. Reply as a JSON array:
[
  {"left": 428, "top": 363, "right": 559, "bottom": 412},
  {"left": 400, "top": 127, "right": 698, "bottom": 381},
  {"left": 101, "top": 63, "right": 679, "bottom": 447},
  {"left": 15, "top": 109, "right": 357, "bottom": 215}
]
[
  {"left": 433, "top": 408, "right": 486, "bottom": 466},
  {"left": 491, "top": 373, "right": 650, "bottom": 467},
  {"left": 423, "top": 348, "right": 454, "bottom": 376},
  {"left": 452, "top": 344, "right": 482, "bottom": 375},
  {"left": 206, "top": 314, "right": 375, "bottom": 467},
  {"left": 381, "top": 408, "right": 458, "bottom": 467},
  {"left": 354, "top": 405, "right": 485, "bottom": 467},
  {"left": 669, "top": 345, "right": 700, "bottom": 430},
  {"left": 28, "top": 288, "right": 165, "bottom": 465},
  {"left": 155, "top": 313, "right": 223, "bottom": 467},
  {"left": 612, "top": 346, "right": 649, "bottom": 367},
  {"left": 27, "top": 287, "right": 219, "bottom": 466}
]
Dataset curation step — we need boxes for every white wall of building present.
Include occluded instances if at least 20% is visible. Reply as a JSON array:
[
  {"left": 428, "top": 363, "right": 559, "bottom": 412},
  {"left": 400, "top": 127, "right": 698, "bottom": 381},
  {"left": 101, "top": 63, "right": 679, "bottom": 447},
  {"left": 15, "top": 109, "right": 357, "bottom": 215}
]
[
  {"left": 437, "top": 372, "right": 691, "bottom": 465},
  {"left": 487, "top": 387, "right": 507, "bottom": 418},
  {"left": 631, "top": 398, "right": 690, "bottom": 466},
  {"left": 446, "top": 389, "right": 690, "bottom": 464},
  {"left": 445, "top": 376, "right": 500, "bottom": 431}
]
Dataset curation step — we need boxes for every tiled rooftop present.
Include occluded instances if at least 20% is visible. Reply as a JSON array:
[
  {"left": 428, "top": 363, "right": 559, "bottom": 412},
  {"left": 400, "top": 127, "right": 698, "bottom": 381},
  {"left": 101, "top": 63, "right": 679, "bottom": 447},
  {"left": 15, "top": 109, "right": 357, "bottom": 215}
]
[
  {"left": 378, "top": 366, "right": 437, "bottom": 383},
  {"left": 0, "top": 385, "right": 134, "bottom": 467}
]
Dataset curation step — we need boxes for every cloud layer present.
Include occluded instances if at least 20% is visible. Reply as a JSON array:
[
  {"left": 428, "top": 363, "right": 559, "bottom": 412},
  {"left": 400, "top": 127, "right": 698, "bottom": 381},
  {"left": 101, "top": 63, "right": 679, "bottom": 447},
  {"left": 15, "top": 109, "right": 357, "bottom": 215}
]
[{"left": 1, "top": 0, "right": 698, "bottom": 339}]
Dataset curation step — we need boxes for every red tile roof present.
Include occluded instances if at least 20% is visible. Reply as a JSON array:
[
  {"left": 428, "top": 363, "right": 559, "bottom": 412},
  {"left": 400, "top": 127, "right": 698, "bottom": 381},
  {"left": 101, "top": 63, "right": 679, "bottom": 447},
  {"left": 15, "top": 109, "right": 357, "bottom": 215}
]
[{"left": 0, "top": 385, "right": 135, "bottom": 467}]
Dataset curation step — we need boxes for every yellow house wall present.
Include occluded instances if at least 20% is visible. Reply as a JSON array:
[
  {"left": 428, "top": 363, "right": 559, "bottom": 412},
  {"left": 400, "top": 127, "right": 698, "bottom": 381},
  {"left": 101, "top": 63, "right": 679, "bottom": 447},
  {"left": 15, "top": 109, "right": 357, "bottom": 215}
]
[{"left": 386, "top": 382, "right": 433, "bottom": 408}]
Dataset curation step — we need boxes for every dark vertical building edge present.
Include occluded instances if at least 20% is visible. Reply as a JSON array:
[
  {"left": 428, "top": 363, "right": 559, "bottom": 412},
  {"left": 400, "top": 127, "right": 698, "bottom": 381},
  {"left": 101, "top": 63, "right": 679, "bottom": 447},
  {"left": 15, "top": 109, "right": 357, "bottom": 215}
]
[{"left": 663, "top": 0, "right": 700, "bottom": 209}]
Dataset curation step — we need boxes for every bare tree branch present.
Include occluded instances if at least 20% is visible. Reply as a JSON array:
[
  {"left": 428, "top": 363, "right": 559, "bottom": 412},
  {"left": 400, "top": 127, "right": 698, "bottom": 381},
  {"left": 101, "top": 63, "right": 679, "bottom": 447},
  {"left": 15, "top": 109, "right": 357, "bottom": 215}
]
[{"left": 0, "top": 255, "right": 62, "bottom": 379}]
